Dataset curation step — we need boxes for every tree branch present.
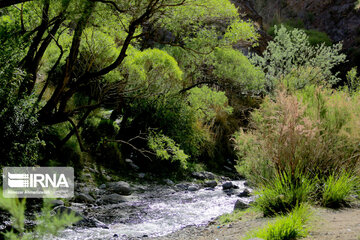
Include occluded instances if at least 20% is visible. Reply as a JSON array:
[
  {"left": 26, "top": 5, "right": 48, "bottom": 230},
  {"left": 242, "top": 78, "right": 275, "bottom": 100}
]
[{"left": 0, "top": 0, "right": 32, "bottom": 9}]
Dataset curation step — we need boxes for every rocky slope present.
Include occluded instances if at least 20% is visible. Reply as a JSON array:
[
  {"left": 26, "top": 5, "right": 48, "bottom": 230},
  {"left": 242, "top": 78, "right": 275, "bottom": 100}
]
[{"left": 250, "top": 0, "right": 360, "bottom": 68}]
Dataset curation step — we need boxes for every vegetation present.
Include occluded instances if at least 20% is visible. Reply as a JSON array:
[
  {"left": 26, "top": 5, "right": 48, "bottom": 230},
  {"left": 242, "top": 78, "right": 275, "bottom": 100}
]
[
  {"left": 251, "top": 26, "right": 346, "bottom": 92},
  {"left": 1, "top": 0, "right": 360, "bottom": 238},
  {"left": 0, "top": 194, "right": 80, "bottom": 239},
  {"left": 245, "top": 204, "right": 312, "bottom": 240}
]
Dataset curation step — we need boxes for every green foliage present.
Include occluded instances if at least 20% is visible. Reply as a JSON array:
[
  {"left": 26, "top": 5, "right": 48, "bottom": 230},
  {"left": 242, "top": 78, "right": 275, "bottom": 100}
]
[
  {"left": 246, "top": 204, "right": 312, "bottom": 240},
  {"left": 234, "top": 86, "right": 360, "bottom": 187},
  {"left": 187, "top": 86, "right": 233, "bottom": 125},
  {"left": 219, "top": 208, "right": 260, "bottom": 224},
  {"left": 0, "top": 43, "right": 42, "bottom": 166},
  {"left": 0, "top": 195, "right": 80, "bottom": 240},
  {"left": 346, "top": 67, "right": 360, "bottom": 93},
  {"left": 122, "top": 48, "right": 183, "bottom": 95},
  {"left": 212, "top": 47, "right": 266, "bottom": 94},
  {"left": 251, "top": 25, "right": 346, "bottom": 92},
  {"left": 148, "top": 131, "right": 189, "bottom": 169},
  {"left": 254, "top": 171, "right": 316, "bottom": 216},
  {"left": 321, "top": 171, "right": 358, "bottom": 208},
  {"left": 121, "top": 95, "right": 210, "bottom": 160},
  {"left": 268, "top": 22, "right": 333, "bottom": 46}
]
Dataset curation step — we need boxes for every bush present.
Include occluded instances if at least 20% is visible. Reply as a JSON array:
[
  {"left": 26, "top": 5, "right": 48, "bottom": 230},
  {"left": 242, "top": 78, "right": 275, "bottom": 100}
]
[
  {"left": 0, "top": 194, "right": 80, "bottom": 239},
  {"left": 254, "top": 172, "right": 316, "bottom": 216},
  {"left": 268, "top": 22, "right": 333, "bottom": 46},
  {"left": 246, "top": 204, "right": 312, "bottom": 240},
  {"left": 234, "top": 86, "right": 360, "bottom": 186},
  {"left": 321, "top": 171, "right": 358, "bottom": 208},
  {"left": 251, "top": 25, "right": 346, "bottom": 92},
  {"left": 148, "top": 131, "right": 189, "bottom": 170}
]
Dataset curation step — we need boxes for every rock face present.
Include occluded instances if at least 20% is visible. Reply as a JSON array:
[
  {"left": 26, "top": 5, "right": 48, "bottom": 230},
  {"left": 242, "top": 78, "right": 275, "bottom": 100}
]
[
  {"left": 250, "top": 0, "right": 360, "bottom": 67},
  {"left": 231, "top": 0, "right": 272, "bottom": 53}
]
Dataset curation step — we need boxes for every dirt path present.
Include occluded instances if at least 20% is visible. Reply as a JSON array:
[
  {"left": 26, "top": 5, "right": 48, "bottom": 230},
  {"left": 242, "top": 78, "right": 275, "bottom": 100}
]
[
  {"left": 151, "top": 207, "right": 360, "bottom": 240},
  {"left": 304, "top": 208, "right": 360, "bottom": 240}
]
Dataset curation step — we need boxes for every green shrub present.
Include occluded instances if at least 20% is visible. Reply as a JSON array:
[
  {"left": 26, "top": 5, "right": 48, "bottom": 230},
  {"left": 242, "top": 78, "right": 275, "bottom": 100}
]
[
  {"left": 254, "top": 172, "right": 316, "bottom": 216},
  {"left": 251, "top": 25, "right": 346, "bottom": 92},
  {"left": 346, "top": 67, "right": 360, "bottom": 93},
  {"left": 321, "top": 171, "right": 358, "bottom": 208},
  {"left": 0, "top": 194, "right": 80, "bottom": 240},
  {"left": 148, "top": 131, "right": 189, "bottom": 170},
  {"left": 120, "top": 95, "right": 211, "bottom": 160},
  {"left": 234, "top": 86, "right": 360, "bottom": 186},
  {"left": 246, "top": 204, "right": 312, "bottom": 240},
  {"left": 219, "top": 208, "right": 260, "bottom": 224},
  {"left": 268, "top": 22, "right": 333, "bottom": 46}
]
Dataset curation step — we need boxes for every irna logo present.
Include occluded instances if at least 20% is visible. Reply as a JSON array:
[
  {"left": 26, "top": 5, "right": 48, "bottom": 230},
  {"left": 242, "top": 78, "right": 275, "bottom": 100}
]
[
  {"left": 7, "top": 172, "right": 69, "bottom": 188},
  {"left": 3, "top": 167, "right": 74, "bottom": 198}
]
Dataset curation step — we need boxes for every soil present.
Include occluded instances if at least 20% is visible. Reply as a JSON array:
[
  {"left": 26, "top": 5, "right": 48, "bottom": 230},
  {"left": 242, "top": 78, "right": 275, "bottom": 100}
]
[{"left": 151, "top": 206, "right": 360, "bottom": 240}]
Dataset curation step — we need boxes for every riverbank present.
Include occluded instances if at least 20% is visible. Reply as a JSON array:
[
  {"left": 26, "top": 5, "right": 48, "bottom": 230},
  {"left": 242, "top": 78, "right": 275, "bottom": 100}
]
[{"left": 152, "top": 206, "right": 360, "bottom": 240}]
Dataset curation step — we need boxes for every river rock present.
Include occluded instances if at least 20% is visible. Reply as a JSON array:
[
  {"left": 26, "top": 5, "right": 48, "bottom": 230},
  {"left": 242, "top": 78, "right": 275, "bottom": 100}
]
[
  {"left": 53, "top": 206, "right": 82, "bottom": 218},
  {"left": 75, "top": 193, "right": 96, "bottom": 204},
  {"left": 50, "top": 200, "right": 64, "bottom": 208},
  {"left": 106, "top": 181, "right": 132, "bottom": 195},
  {"left": 175, "top": 183, "right": 190, "bottom": 191},
  {"left": 164, "top": 179, "right": 175, "bottom": 185},
  {"left": 204, "top": 180, "right": 217, "bottom": 188},
  {"left": 234, "top": 200, "right": 249, "bottom": 210},
  {"left": 191, "top": 171, "right": 215, "bottom": 180},
  {"left": 125, "top": 158, "right": 140, "bottom": 171},
  {"left": 188, "top": 185, "right": 200, "bottom": 191},
  {"left": 222, "top": 182, "right": 234, "bottom": 190},
  {"left": 99, "top": 184, "right": 107, "bottom": 189},
  {"left": 98, "top": 194, "right": 128, "bottom": 204},
  {"left": 76, "top": 217, "right": 109, "bottom": 229},
  {"left": 238, "top": 188, "right": 251, "bottom": 198}
]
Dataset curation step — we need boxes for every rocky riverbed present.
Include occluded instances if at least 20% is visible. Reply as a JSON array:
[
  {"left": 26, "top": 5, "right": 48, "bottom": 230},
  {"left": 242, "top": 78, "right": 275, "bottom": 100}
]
[{"left": 45, "top": 172, "right": 254, "bottom": 240}]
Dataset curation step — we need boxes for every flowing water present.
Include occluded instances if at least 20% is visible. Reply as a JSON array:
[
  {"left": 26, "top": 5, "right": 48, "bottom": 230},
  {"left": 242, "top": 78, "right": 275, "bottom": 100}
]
[{"left": 56, "top": 180, "right": 251, "bottom": 240}]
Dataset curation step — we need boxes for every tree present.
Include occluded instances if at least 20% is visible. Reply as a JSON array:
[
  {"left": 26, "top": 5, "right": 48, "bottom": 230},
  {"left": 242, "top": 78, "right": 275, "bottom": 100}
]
[
  {"left": 0, "top": 0, "right": 259, "bottom": 162},
  {"left": 251, "top": 25, "right": 346, "bottom": 92}
]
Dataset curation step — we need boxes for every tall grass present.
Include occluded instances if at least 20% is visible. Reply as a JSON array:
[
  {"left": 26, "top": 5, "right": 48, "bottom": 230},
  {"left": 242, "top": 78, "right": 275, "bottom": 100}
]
[
  {"left": 245, "top": 204, "right": 312, "bottom": 240},
  {"left": 321, "top": 171, "right": 358, "bottom": 208},
  {"left": 233, "top": 85, "right": 360, "bottom": 213},
  {"left": 234, "top": 86, "right": 360, "bottom": 184},
  {"left": 255, "top": 171, "right": 316, "bottom": 216}
]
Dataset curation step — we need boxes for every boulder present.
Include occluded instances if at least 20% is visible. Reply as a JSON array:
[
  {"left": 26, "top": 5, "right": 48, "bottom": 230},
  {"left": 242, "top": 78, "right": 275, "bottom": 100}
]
[
  {"left": 53, "top": 206, "right": 82, "bottom": 218},
  {"left": 188, "top": 185, "right": 200, "bottom": 191},
  {"left": 192, "top": 172, "right": 206, "bottom": 180},
  {"left": 234, "top": 200, "right": 249, "bottom": 210},
  {"left": 238, "top": 188, "right": 251, "bottom": 198},
  {"left": 76, "top": 217, "right": 108, "bottom": 229},
  {"left": 204, "top": 180, "right": 217, "bottom": 188},
  {"left": 125, "top": 159, "right": 140, "bottom": 171},
  {"left": 107, "top": 181, "right": 132, "bottom": 195},
  {"left": 175, "top": 183, "right": 190, "bottom": 191},
  {"left": 203, "top": 171, "right": 216, "bottom": 180},
  {"left": 222, "top": 182, "right": 234, "bottom": 190},
  {"left": 50, "top": 200, "right": 64, "bottom": 208},
  {"left": 164, "top": 179, "right": 175, "bottom": 185},
  {"left": 75, "top": 193, "right": 95, "bottom": 204},
  {"left": 98, "top": 194, "right": 128, "bottom": 205}
]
